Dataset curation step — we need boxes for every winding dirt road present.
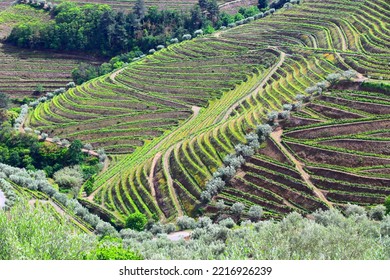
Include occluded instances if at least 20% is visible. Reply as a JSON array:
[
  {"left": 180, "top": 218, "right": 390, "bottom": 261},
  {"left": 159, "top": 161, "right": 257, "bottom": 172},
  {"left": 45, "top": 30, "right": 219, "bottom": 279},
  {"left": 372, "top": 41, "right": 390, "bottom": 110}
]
[
  {"left": 216, "top": 49, "right": 286, "bottom": 123},
  {"left": 270, "top": 129, "right": 333, "bottom": 209}
]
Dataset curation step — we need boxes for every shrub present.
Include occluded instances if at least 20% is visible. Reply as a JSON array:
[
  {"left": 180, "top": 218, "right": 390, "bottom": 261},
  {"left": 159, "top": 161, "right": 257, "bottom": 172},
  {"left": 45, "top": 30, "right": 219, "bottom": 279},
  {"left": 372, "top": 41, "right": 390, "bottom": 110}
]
[
  {"left": 83, "top": 143, "right": 93, "bottom": 151},
  {"left": 278, "top": 110, "right": 290, "bottom": 120},
  {"left": 248, "top": 205, "right": 263, "bottom": 222},
  {"left": 305, "top": 86, "right": 319, "bottom": 95},
  {"left": 380, "top": 216, "right": 390, "bottom": 237},
  {"left": 156, "top": 45, "right": 165, "bottom": 50},
  {"left": 170, "top": 38, "right": 179, "bottom": 44},
  {"left": 148, "top": 49, "right": 156, "bottom": 54},
  {"left": 149, "top": 222, "right": 164, "bottom": 235},
  {"left": 182, "top": 34, "right": 192, "bottom": 40},
  {"left": 125, "top": 212, "right": 148, "bottom": 231},
  {"left": 215, "top": 199, "right": 226, "bottom": 211},
  {"left": 194, "top": 29, "right": 203, "bottom": 37},
  {"left": 369, "top": 205, "right": 386, "bottom": 221},
  {"left": 267, "top": 111, "right": 279, "bottom": 123},
  {"left": 256, "top": 124, "right": 272, "bottom": 140},
  {"left": 176, "top": 216, "right": 196, "bottom": 230},
  {"left": 231, "top": 202, "right": 245, "bottom": 216},
  {"left": 326, "top": 73, "right": 342, "bottom": 85},
  {"left": 65, "top": 82, "right": 76, "bottom": 89},
  {"left": 245, "top": 132, "right": 260, "bottom": 148},
  {"left": 282, "top": 104, "right": 293, "bottom": 111},
  {"left": 53, "top": 166, "right": 84, "bottom": 191},
  {"left": 96, "top": 221, "right": 119, "bottom": 238},
  {"left": 197, "top": 217, "right": 212, "bottom": 228},
  {"left": 219, "top": 217, "right": 236, "bottom": 228},
  {"left": 163, "top": 223, "right": 176, "bottom": 234},
  {"left": 342, "top": 69, "right": 358, "bottom": 80},
  {"left": 345, "top": 204, "right": 366, "bottom": 217}
]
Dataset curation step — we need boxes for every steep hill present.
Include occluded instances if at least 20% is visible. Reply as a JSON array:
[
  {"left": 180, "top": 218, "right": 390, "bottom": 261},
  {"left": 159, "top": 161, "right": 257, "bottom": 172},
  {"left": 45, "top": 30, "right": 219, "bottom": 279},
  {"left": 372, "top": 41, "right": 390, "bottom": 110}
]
[
  {"left": 27, "top": 0, "right": 390, "bottom": 224},
  {"left": 0, "top": 5, "right": 101, "bottom": 98}
]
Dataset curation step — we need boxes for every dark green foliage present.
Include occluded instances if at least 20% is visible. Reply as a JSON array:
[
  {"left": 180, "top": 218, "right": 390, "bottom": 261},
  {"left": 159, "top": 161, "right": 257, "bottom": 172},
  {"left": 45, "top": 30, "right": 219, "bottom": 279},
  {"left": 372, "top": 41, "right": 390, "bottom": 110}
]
[
  {"left": 126, "top": 212, "right": 148, "bottom": 231},
  {"left": 385, "top": 196, "right": 390, "bottom": 215},
  {"left": 7, "top": 2, "right": 220, "bottom": 57},
  {"left": 258, "top": 0, "right": 268, "bottom": 9},
  {"left": 91, "top": 238, "right": 143, "bottom": 260},
  {"left": 0, "top": 92, "right": 9, "bottom": 109},
  {"left": 0, "top": 129, "right": 97, "bottom": 177},
  {"left": 66, "top": 140, "right": 84, "bottom": 165}
]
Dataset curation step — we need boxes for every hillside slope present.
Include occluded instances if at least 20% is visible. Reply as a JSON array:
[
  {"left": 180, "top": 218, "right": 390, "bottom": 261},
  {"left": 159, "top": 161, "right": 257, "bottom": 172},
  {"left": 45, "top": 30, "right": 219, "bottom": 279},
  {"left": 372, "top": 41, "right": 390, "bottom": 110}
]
[{"left": 27, "top": 0, "right": 390, "bottom": 224}]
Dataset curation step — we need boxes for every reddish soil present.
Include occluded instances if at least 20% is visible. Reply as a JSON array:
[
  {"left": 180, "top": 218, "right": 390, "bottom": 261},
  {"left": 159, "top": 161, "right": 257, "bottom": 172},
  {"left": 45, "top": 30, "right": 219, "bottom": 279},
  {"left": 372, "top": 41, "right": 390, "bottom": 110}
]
[
  {"left": 307, "top": 103, "right": 363, "bottom": 119},
  {"left": 361, "top": 168, "right": 390, "bottom": 175},
  {"left": 286, "top": 141, "right": 390, "bottom": 168},
  {"left": 320, "top": 95, "right": 390, "bottom": 115},
  {"left": 285, "top": 119, "right": 390, "bottom": 139},
  {"left": 247, "top": 156, "right": 302, "bottom": 180},
  {"left": 326, "top": 192, "right": 385, "bottom": 205},
  {"left": 311, "top": 177, "right": 390, "bottom": 196},
  {"left": 319, "top": 139, "right": 390, "bottom": 155},
  {"left": 307, "top": 167, "right": 390, "bottom": 187},
  {"left": 258, "top": 138, "right": 291, "bottom": 164},
  {"left": 282, "top": 116, "right": 323, "bottom": 129}
]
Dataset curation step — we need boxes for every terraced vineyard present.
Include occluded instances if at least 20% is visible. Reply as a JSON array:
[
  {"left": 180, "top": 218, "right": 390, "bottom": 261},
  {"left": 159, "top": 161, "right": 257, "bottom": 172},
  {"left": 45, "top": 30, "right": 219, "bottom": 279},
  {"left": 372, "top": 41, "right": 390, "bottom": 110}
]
[
  {"left": 27, "top": 0, "right": 390, "bottom": 224},
  {"left": 219, "top": 85, "right": 390, "bottom": 219},
  {"left": 0, "top": 5, "right": 102, "bottom": 98}
]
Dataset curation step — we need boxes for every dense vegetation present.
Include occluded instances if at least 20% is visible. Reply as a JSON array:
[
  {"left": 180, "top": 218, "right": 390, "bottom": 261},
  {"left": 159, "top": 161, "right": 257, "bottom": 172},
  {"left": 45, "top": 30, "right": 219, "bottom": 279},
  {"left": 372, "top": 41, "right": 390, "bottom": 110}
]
[
  {"left": 8, "top": 0, "right": 226, "bottom": 57},
  {"left": 0, "top": 128, "right": 100, "bottom": 177},
  {"left": 1, "top": 199, "right": 390, "bottom": 259}
]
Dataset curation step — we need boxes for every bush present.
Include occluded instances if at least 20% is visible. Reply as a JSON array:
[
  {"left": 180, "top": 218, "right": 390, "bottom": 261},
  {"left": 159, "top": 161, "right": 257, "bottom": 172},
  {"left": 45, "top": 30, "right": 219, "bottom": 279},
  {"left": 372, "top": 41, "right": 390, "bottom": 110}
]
[
  {"left": 326, "top": 73, "right": 342, "bottom": 85},
  {"left": 219, "top": 217, "right": 236, "bottom": 228},
  {"left": 267, "top": 111, "right": 279, "bottom": 123},
  {"left": 345, "top": 204, "right": 366, "bottom": 217},
  {"left": 197, "top": 217, "right": 212, "bottom": 228},
  {"left": 248, "top": 205, "right": 263, "bottom": 222},
  {"left": 53, "top": 166, "right": 84, "bottom": 193},
  {"left": 125, "top": 212, "right": 148, "bottom": 231},
  {"left": 176, "top": 216, "right": 196, "bottom": 230},
  {"left": 163, "top": 223, "right": 176, "bottom": 234},
  {"left": 194, "top": 29, "right": 203, "bottom": 37},
  {"left": 256, "top": 124, "right": 272, "bottom": 140},
  {"left": 369, "top": 205, "right": 386, "bottom": 221},
  {"left": 231, "top": 202, "right": 245, "bottom": 216},
  {"left": 182, "top": 34, "right": 192, "bottom": 40}
]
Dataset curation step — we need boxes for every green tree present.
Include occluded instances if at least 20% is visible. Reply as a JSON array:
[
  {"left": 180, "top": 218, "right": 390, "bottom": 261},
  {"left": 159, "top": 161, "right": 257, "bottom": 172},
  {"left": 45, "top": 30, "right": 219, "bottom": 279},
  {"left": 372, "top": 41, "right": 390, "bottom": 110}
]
[
  {"left": 258, "top": 0, "right": 268, "bottom": 9},
  {"left": 385, "top": 196, "right": 390, "bottom": 215},
  {"left": 126, "top": 212, "right": 148, "bottom": 231},
  {"left": 0, "top": 92, "right": 9, "bottom": 109},
  {"left": 66, "top": 140, "right": 84, "bottom": 165},
  {"left": 133, "top": 0, "right": 146, "bottom": 20}
]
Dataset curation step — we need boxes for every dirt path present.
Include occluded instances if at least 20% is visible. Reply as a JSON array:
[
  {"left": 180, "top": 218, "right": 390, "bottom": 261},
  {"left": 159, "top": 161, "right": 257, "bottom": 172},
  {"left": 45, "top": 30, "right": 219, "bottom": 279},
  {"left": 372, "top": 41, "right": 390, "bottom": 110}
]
[
  {"left": 110, "top": 67, "right": 127, "bottom": 82},
  {"left": 270, "top": 129, "right": 333, "bottom": 209},
  {"left": 148, "top": 152, "right": 162, "bottom": 199},
  {"left": 216, "top": 48, "right": 286, "bottom": 123},
  {"left": 162, "top": 145, "right": 183, "bottom": 217}
]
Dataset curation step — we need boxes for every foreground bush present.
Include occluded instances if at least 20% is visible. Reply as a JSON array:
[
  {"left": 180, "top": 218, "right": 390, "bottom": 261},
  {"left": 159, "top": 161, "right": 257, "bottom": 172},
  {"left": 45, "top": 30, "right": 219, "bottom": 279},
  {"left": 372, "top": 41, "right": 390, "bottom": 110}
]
[{"left": 0, "top": 202, "right": 96, "bottom": 259}]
